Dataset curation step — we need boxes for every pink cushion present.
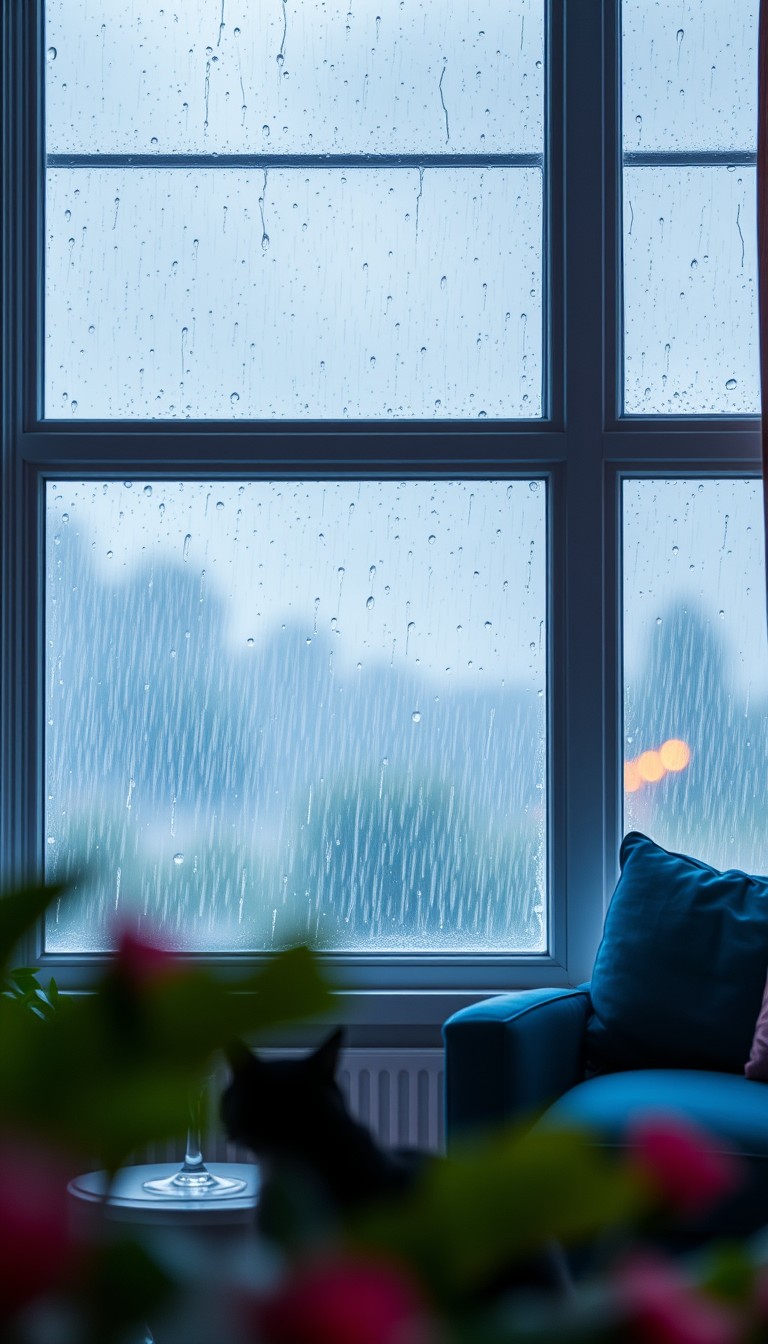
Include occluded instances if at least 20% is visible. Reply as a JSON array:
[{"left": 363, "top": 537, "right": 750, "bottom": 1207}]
[{"left": 745, "top": 975, "right": 768, "bottom": 1080}]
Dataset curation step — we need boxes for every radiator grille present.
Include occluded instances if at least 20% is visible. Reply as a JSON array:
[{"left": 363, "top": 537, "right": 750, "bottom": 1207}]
[{"left": 136, "top": 1049, "right": 445, "bottom": 1165}]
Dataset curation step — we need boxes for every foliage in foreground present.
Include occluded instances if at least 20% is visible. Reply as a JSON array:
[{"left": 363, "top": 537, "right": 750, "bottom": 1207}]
[{"left": 1, "top": 879, "right": 767, "bottom": 1344}]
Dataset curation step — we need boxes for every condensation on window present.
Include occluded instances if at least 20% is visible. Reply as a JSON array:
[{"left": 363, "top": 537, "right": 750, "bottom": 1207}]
[
  {"left": 623, "top": 479, "right": 768, "bottom": 875},
  {"left": 45, "top": 167, "right": 542, "bottom": 420},
  {"left": 622, "top": 0, "right": 758, "bottom": 154},
  {"left": 623, "top": 167, "right": 758, "bottom": 414},
  {"left": 45, "top": 480, "right": 548, "bottom": 953},
  {"left": 46, "top": 0, "right": 544, "bottom": 156}
]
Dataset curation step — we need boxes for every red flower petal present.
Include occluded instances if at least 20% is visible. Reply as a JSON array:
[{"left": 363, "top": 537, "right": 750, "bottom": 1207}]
[
  {"left": 253, "top": 1255, "right": 435, "bottom": 1344},
  {"left": 628, "top": 1114, "right": 739, "bottom": 1214},
  {"left": 618, "top": 1253, "right": 743, "bottom": 1344}
]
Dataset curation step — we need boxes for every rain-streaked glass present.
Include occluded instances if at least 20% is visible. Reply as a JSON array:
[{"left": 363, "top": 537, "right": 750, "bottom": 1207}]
[
  {"left": 623, "top": 0, "right": 758, "bottom": 153},
  {"left": 46, "top": 167, "right": 542, "bottom": 419},
  {"left": 46, "top": 480, "right": 548, "bottom": 953},
  {"left": 46, "top": 0, "right": 544, "bottom": 156},
  {"left": 621, "top": 1, "right": 759, "bottom": 416},
  {"left": 623, "top": 479, "right": 768, "bottom": 874},
  {"left": 623, "top": 167, "right": 758, "bottom": 414}
]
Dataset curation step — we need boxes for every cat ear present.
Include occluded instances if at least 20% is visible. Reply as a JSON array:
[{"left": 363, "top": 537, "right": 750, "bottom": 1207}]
[
  {"left": 223, "top": 1039, "right": 262, "bottom": 1075},
  {"left": 308, "top": 1027, "right": 344, "bottom": 1080}
]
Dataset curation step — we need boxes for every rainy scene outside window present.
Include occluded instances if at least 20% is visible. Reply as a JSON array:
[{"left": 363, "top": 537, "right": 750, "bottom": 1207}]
[
  {"left": 44, "top": 0, "right": 545, "bottom": 419},
  {"left": 622, "top": 0, "right": 758, "bottom": 413},
  {"left": 620, "top": 5, "right": 768, "bottom": 880},
  {"left": 45, "top": 482, "right": 548, "bottom": 953}
]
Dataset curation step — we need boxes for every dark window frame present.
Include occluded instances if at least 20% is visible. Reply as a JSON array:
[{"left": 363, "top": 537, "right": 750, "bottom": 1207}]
[{"left": 1, "top": 0, "right": 761, "bottom": 1032}]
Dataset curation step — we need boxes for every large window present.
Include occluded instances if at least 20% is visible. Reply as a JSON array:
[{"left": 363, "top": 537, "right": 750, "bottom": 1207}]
[{"left": 1, "top": 1, "right": 764, "bottom": 1019}]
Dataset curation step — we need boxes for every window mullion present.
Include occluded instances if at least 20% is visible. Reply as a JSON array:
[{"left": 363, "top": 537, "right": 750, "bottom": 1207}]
[{"left": 557, "top": 0, "right": 618, "bottom": 980}]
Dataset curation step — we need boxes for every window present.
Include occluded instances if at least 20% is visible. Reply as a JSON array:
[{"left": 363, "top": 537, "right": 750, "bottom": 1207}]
[{"left": 1, "top": 1, "right": 763, "bottom": 1024}]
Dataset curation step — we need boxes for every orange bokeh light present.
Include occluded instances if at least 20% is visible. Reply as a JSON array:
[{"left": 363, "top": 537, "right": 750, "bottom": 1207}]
[
  {"left": 624, "top": 760, "right": 643, "bottom": 793},
  {"left": 636, "top": 749, "right": 665, "bottom": 783},
  {"left": 659, "top": 738, "right": 691, "bottom": 772}
]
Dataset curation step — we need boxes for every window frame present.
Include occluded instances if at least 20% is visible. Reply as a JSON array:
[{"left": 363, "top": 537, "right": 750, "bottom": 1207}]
[{"left": 1, "top": 0, "right": 762, "bottom": 1033}]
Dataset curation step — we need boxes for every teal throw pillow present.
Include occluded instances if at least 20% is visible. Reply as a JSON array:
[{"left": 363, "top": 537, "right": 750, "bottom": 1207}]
[{"left": 586, "top": 832, "right": 768, "bottom": 1075}]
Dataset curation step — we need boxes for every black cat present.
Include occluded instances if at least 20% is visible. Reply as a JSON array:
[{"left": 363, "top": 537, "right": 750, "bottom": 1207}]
[
  {"left": 221, "top": 1029, "right": 571, "bottom": 1297},
  {"left": 221, "top": 1028, "right": 423, "bottom": 1228}
]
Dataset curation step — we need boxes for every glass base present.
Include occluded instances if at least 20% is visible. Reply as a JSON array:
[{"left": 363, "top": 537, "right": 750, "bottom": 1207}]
[{"left": 142, "top": 1167, "right": 247, "bottom": 1199}]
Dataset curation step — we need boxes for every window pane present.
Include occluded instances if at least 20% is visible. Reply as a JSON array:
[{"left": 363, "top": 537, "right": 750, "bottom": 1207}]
[
  {"left": 46, "top": 0, "right": 544, "bottom": 156},
  {"left": 45, "top": 167, "right": 542, "bottom": 420},
  {"left": 623, "top": 479, "right": 768, "bottom": 874},
  {"left": 46, "top": 480, "right": 548, "bottom": 953},
  {"left": 623, "top": 167, "right": 758, "bottom": 414},
  {"left": 623, "top": 0, "right": 758, "bottom": 153}
]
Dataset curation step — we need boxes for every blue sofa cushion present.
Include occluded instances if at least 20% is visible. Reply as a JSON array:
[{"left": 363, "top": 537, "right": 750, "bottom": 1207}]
[
  {"left": 543, "top": 1070, "right": 768, "bottom": 1161},
  {"left": 586, "top": 832, "right": 768, "bottom": 1075}
]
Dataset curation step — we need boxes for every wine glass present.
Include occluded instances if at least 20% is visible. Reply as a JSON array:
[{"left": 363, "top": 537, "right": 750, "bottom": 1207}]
[{"left": 143, "top": 1080, "right": 246, "bottom": 1199}]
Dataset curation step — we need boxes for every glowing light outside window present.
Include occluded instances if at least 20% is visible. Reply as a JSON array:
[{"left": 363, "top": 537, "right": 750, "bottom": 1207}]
[
  {"left": 623, "top": 479, "right": 768, "bottom": 875},
  {"left": 622, "top": 0, "right": 759, "bottom": 414},
  {"left": 45, "top": 481, "right": 548, "bottom": 954},
  {"left": 44, "top": 0, "right": 545, "bottom": 420}
]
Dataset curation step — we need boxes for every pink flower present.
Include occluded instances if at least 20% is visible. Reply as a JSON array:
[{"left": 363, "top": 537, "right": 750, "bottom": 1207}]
[
  {"left": 0, "top": 1135, "right": 81, "bottom": 1315},
  {"left": 617, "top": 1253, "right": 743, "bottom": 1344},
  {"left": 251, "top": 1255, "right": 436, "bottom": 1344},
  {"left": 113, "top": 927, "right": 181, "bottom": 986},
  {"left": 628, "top": 1114, "right": 739, "bottom": 1215}
]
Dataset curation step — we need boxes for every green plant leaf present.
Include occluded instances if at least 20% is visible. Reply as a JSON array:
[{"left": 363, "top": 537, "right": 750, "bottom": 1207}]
[
  {"left": 0, "top": 881, "right": 71, "bottom": 972},
  {"left": 352, "top": 1126, "right": 652, "bottom": 1305}
]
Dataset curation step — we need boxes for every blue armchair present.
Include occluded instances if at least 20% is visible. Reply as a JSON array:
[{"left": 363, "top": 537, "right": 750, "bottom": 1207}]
[
  {"left": 443, "top": 830, "right": 768, "bottom": 1237},
  {"left": 443, "top": 984, "right": 768, "bottom": 1235}
]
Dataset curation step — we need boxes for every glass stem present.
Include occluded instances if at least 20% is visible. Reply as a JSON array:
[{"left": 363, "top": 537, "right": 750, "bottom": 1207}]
[{"left": 181, "top": 1124, "right": 207, "bottom": 1174}]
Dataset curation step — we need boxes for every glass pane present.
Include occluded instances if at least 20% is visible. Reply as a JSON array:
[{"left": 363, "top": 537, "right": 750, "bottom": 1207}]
[
  {"left": 46, "top": 0, "right": 544, "bottom": 156},
  {"left": 623, "top": 479, "right": 768, "bottom": 874},
  {"left": 45, "top": 167, "right": 542, "bottom": 420},
  {"left": 46, "top": 480, "right": 548, "bottom": 953},
  {"left": 622, "top": 0, "right": 758, "bottom": 153},
  {"left": 623, "top": 167, "right": 758, "bottom": 414}
]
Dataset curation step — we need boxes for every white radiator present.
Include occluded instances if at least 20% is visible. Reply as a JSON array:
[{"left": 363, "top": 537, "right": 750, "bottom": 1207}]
[{"left": 136, "top": 1049, "right": 445, "bottom": 1165}]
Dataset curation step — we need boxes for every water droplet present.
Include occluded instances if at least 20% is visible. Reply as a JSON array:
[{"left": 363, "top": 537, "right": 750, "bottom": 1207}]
[
  {"left": 440, "top": 275, "right": 447, "bottom": 290},
  {"left": 725, "top": 378, "right": 737, "bottom": 391},
  {"left": 655, "top": 616, "right": 662, "bottom": 626},
  {"left": 230, "top": 391, "right": 240, "bottom": 403},
  {"left": 411, "top": 710, "right": 422, "bottom": 723},
  {"left": 143, "top": 484, "right": 153, "bottom": 496},
  {"left": 246, "top": 636, "right": 254, "bottom": 647},
  {"left": 47, "top": 46, "right": 57, "bottom": 61},
  {"left": 182, "top": 533, "right": 191, "bottom": 561},
  {"left": 718, "top": 609, "right": 725, "bottom": 619},
  {"left": 690, "top": 258, "right": 698, "bottom": 270},
  {"left": 484, "top": 620, "right": 492, "bottom": 630},
  {"left": 366, "top": 596, "right": 375, "bottom": 609},
  {"left": 671, "top": 544, "right": 678, "bottom": 555},
  {"left": 216, "top": 500, "right": 224, "bottom": 511},
  {"left": 427, "top": 534, "right": 436, "bottom": 545},
  {"left": 173, "top": 853, "right": 184, "bottom": 866},
  {"left": 369, "top": 355, "right": 376, "bottom": 367},
  {"left": 106, "top": 549, "right": 113, "bottom": 559},
  {"left": 529, "top": 481, "right": 539, "bottom": 491}
]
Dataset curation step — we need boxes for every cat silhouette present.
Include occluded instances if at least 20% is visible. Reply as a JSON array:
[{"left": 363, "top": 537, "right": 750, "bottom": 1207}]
[{"left": 221, "top": 1028, "right": 423, "bottom": 1234}]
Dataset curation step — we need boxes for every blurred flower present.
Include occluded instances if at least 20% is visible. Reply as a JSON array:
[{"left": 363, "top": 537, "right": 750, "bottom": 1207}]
[
  {"left": 113, "top": 927, "right": 181, "bottom": 986},
  {"left": 617, "top": 1252, "right": 743, "bottom": 1344},
  {"left": 250, "top": 1254, "right": 436, "bottom": 1344},
  {"left": 0, "top": 1134, "right": 82, "bottom": 1316},
  {"left": 628, "top": 1115, "right": 739, "bottom": 1215}
]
